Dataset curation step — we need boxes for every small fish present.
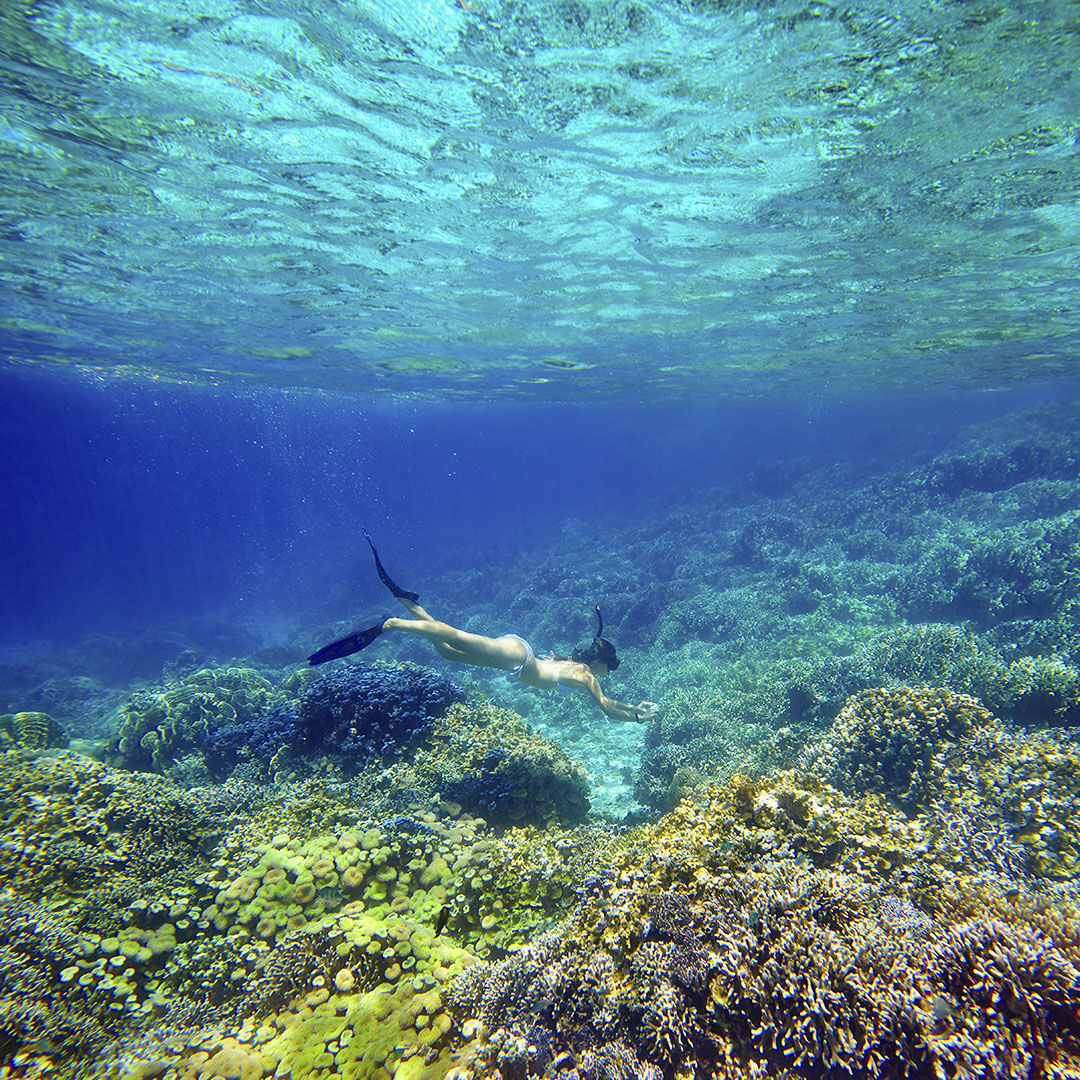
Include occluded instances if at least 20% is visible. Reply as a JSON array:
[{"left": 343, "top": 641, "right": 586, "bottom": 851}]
[
  {"left": 434, "top": 905, "right": 451, "bottom": 935},
  {"left": 929, "top": 994, "right": 960, "bottom": 1023},
  {"left": 318, "top": 887, "right": 343, "bottom": 910}
]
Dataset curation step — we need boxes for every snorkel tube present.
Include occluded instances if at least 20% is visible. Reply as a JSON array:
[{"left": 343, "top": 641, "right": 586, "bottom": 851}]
[{"left": 575, "top": 604, "right": 619, "bottom": 670}]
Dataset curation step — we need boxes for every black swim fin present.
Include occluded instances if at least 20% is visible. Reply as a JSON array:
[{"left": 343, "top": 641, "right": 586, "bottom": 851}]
[
  {"left": 307, "top": 618, "right": 389, "bottom": 665},
  {"left": 363, "top": 527, "right": 420, "bottom": 602}
]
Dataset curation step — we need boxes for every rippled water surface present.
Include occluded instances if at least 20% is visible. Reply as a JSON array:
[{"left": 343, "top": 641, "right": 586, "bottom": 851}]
[{"left": 1, "top": 0, "right": 1078, "bottom": 395}]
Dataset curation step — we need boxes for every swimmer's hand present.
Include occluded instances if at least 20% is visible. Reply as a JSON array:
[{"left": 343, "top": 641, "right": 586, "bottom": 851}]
[{"left": 633, "top": 701, "right": 659, "bottom": 722}]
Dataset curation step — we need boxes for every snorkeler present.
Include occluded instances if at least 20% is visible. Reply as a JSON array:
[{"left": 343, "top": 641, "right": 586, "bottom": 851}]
[{"left": 308, "top": 530, "right": 659, "bottom": 724}]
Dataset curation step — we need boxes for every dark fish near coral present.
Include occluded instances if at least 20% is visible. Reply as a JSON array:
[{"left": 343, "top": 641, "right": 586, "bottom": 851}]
[{"left": 434, "top": 905, "right": 451, "bottom": 935}]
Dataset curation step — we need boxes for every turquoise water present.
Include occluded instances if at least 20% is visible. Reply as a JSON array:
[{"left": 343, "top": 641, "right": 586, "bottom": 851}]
[{"left": 2, "top": 0, "right": 1079, "bottom": 395}]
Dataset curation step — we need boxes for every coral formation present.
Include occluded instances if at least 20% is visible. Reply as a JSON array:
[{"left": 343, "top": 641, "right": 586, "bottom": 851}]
[
  {"left": 9, "top": 402, "right": 1080, "bottom": 1080},
  {"left": 0, "top": 739, "right": 627, "bottom": 1080},
  {"left": 800, "top": 686, "right": 994, "bottom": 808},
  {"left": 798, "top": 686, "right": 1080, "bottom": 881},
  {"left": 5, "top": 704, "right": 1080, "bottom": 1080},
  {"left": 792, "top": 623, "right": 1080, "bottom": 729},
  {"left": 111, "top": 667, "right": 286, "bottom": 777},
  {"left": 295, "top": 660, "right": 463, "bottom": 772},
  {"left": 0, "top": 709, "right": 67, "bottom": 750},
  {"left": 444, "top": 783, "right": 1080, "bottom": 1080},
  {"left": 0, "top": 751, "right": 226, "bottom": 926},
  {"left": 0, "top": 893, "right": 118, "bottom": 1069},
  {"left": 105, "top": 661, "right": 463, "bottom": 784},
  {"left": 387, "top": 699, "right": 590, "bottom": 827}
]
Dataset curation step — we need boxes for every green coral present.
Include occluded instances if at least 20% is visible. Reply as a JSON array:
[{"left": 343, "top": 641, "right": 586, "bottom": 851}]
[
  {"left": 110, "top": 666, "right": 285, "bottom": 777},
  {"left": 0, "top": 710, "right": 67, "bottom": 750},
  {"left": 0, "top": 751, "right": 224, "bottom": 926},
  {"left": 799, "top": 686, "right": 1080, "bottom": 881}
]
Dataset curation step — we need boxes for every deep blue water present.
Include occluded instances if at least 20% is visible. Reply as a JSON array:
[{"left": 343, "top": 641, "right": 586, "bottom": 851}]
[{"left": 0, "top": 367, "right": 1066, "bottom": 653}]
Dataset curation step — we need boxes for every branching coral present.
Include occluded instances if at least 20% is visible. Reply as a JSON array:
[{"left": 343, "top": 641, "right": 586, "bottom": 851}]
[
  {"left": 296, "top": 660, "right": 463, "bottom": 772},
  {"left": 799, "top": 685, "right": 996, "bottom": 809},
  {"left": 444, "top": 788, "right": 1080, "bottom": 1080},
  {"left": 0, "top": 893, "right": 117, "bottom": 1067}
]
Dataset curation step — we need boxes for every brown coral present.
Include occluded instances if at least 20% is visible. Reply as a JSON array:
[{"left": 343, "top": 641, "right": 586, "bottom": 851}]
[
  {"left": 391, "top": 699, "right": 591, "bottom": 827},
  {"left": 803, "top": 686, "right": 997, "bottom": 808},
  {"left": 444, "top": 779, "right": 1080, "bottom": 1080}
]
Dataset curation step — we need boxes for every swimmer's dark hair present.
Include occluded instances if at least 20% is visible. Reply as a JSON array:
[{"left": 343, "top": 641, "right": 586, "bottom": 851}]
[{"left": 571, "top": 605, "right": 621, "bottom": 671}]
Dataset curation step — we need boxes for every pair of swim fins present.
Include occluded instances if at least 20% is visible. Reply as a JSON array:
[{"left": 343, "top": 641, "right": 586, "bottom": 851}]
[{"left": 306, "top": 529, "right": 417, "bottom": 666}]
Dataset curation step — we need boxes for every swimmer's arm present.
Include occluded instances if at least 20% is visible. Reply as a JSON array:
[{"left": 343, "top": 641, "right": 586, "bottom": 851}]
[{"left": 563, "top": 668, "right": 658, "bottom": 723}]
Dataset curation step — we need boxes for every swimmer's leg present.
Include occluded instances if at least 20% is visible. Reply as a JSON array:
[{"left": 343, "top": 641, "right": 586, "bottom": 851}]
[
  {"left": 307, "top": 617, "right": 390, "bottom": 665},
  {"left": 363, "top": 528, "right": 419, "bottom": 603},
  {"left": 383, "top": 617, "right": 526, "bottom": 672}
]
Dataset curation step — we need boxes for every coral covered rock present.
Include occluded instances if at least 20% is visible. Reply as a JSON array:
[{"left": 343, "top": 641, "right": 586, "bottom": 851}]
[
  {"left": 0, "top": 894, "right": 117, "bottom": 1070},
  {"left": 295, "top": 660, "right": 463, "bottom": 772},
  {"left": 0, "top": 710, "right": 67, "bottom": 750},
  {"left": 110, "top": 666, "right": 286, "bottom": 776},
  {"left": 0, "top": 751, "right": 228, "bottom": 925},
  {"left": 802, "top": 685, "right": 996, "bottom": 808},
  {"left": 393, "top": 699, "right": 590, "bottom": 827},
  {"left": 444, "top": 785, "right": 1080, "bottom": 1080}
]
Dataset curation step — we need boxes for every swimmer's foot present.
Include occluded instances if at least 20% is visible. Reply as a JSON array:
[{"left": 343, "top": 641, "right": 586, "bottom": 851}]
[
  {"left": 363, "top": 527, "right": 420, "bottom": 602},
  {"left": 307, "top": 617, "right": 389, "bottom": 665}
]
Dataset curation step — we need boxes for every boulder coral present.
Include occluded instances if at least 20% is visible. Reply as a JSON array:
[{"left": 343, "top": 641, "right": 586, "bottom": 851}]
[
  {"left": 386, "top": 699, "right": 590, "bottom": 827},
  {"left": 0, "top": 709, "right": 67, "bottom": 750}
]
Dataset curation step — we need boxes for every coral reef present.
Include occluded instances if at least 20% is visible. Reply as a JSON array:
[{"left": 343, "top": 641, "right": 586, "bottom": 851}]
[
  {"left": 0, "top": 894, "right": 119, "bottom": 1070},
  {"left": 798, "top": 686, "right": 1080, "bottom": 881},
  {"left": 295, "top": 661, "right": 463, "bottom": 773},
  {"left": 0, "top": 710, "right": 67, "bottom": 750},
  {"left": 10, "top": 402, "right": 1080, "bottom": 1080},
  {"left": 0, "top": 739, "right": 627, "bottom": 1080},
  {"left": 6, "top": 727, "right": 1080, "bottom": 1080},
  {"left": 104, "top": 661, "right": 462, "bottom": 784},
  {"left": 791, "top": 623, "right": 1080, "bottom": 729},
  {"left": 386, "top": 699, "right": 590, "bottom": 827},
  {"left": 0, "top": 751, "right": 227, "bottom": 926},
  {"left": 110, "top": 667, "right": 286, "bottom": 777},
  {"left": 444, "top": 783, "right": 1080, "bottom": 1080},
  {"left": 638, "top": 626, "right": 1080, "bottom": 814}
]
